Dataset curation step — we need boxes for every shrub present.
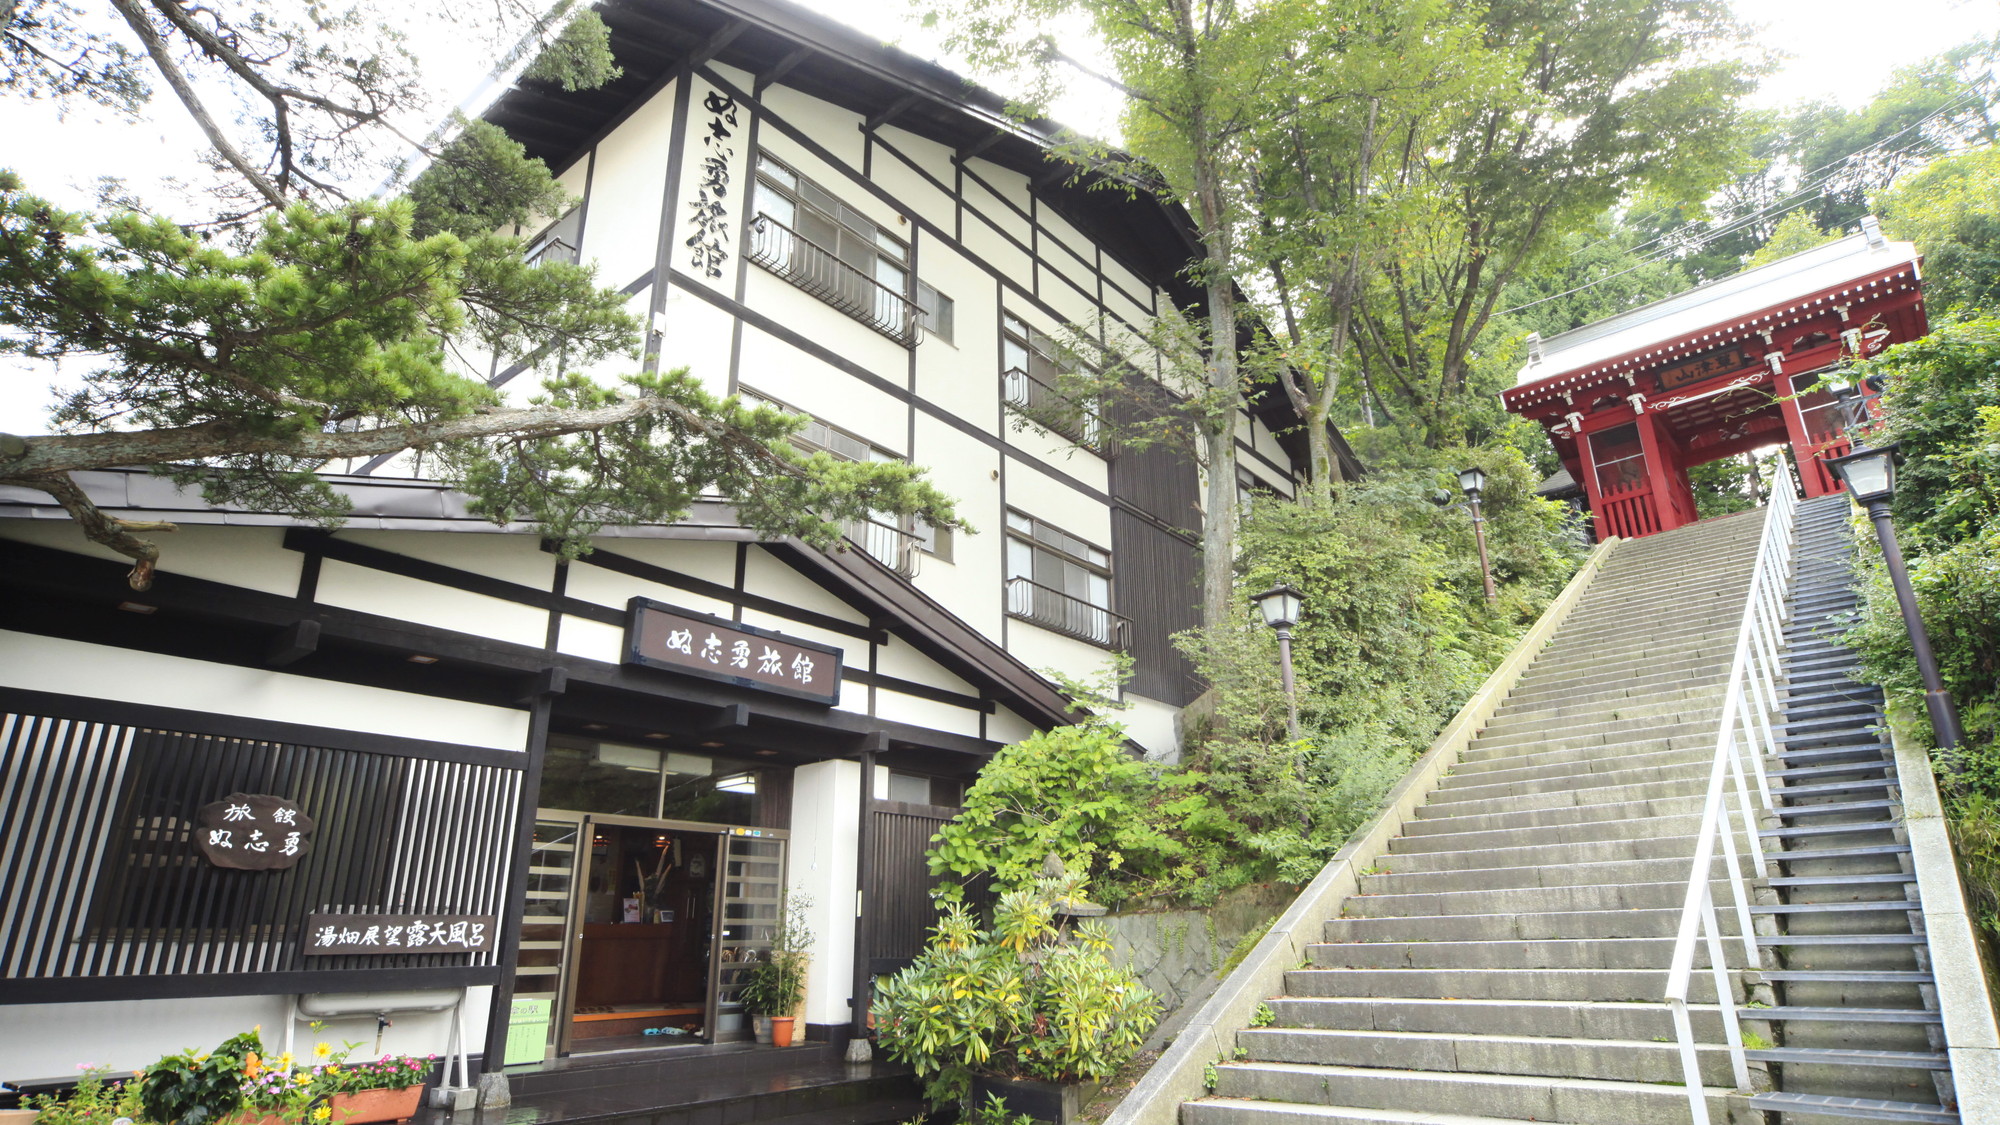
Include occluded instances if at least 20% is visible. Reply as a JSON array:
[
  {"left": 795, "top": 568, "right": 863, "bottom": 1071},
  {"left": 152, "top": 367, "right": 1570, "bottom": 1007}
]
[{"left": 873, "top": 873, "right": 1158, "bottom": 1110}]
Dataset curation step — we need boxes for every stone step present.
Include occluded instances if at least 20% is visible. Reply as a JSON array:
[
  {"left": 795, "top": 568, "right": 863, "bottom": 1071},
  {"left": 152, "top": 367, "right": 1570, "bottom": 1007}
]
[
  {"left": 1377, "top": 832, "right": 1705, "bottom": 874},
  {"left": 1323, "top": 905, "right": 1727, "bottom": 944},
  {"left": 1306, "top": 935, "right": 1716, "bottom": 971},
  {"left": 1234, "top": 1027, "right": 1740, "bottom": 1086},
  {"left": 1409, "top": 788, "right": 1703, "bottom": 834},
  {"left": 1476, "top": 692, "right": 1730, "bottom": 739},
  {"left": 1425, "top": 757, "right": 1713, "bottom": 811},
  {"left": 1207, "top": 1062, "right": 1754, "bottom": 1125},
  {"left": 1344, "top": 879, "right": 1713, "bottom": 920},
  {"left": 1467, "top": 713, "right": 1720, "bottom": 754},
  {"left": 1742, "top": 1091, "right": 1956, "bottom": 1125},
  {"left": 1184, "top": 1098, "right": 1572, "bottom": 1125},
  {"left": 1360, "top": 853, "right": 1740, "bottom": 895},
  {"left": 1486, "top": 683, "right": 1727, "bottom": 724},
  {"left": 1260, "top": 997, "right": 1733, "bottom": 1041},
  {"left": 1385, "top": 807, "right": 1700, "bottom": 856},
  {"left": 1502, "top": 667, "right": 1731, "bottom": 710},
  {"left": 1281, "top": 967, "right": 1741, "bottom": 1004}
]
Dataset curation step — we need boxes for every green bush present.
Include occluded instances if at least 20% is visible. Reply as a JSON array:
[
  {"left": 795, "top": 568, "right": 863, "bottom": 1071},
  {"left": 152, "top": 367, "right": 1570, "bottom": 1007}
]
[
  {"left": 873, "top": 873, "right": 1158, "bottom": 1110},
  {"left": 25, "top": 1069, "right": 145, "bottom": 1125},
  {"left": 139, "top": 1030, "right": 262, "bottom": 1125}
]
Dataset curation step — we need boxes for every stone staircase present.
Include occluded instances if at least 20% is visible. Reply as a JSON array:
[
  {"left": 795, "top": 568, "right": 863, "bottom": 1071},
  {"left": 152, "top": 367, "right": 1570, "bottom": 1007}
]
[
  {"left": 1189, "top": 509, "right": 1774, "bottom": 1125},
  {"left": 1745, "top": 493, "right": 1957, "bottom": 1124}
]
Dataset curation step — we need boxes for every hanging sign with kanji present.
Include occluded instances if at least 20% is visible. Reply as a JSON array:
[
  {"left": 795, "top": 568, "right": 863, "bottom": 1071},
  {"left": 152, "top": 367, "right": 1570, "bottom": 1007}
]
[
  {"left": 624, "top": 598, "right": 843, "bottom": 705},
  {"left": 303, "top": 913, "right": 497, "bottom": 955},
  {"left": 193, "top": 792, "right": 315, "bottom": 870}
]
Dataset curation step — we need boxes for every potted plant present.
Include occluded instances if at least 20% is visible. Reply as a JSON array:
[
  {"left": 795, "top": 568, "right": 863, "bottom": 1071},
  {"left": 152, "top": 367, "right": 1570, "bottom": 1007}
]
[
  {"left": 737, "top": 891, "right": 813, "bottom": 1047},
  {"left": 873, "top": 871, "right": 1158, "bottom": 1125},
  {"left": 21, "top": 1067, "right": 145, "bottom": 1125}
]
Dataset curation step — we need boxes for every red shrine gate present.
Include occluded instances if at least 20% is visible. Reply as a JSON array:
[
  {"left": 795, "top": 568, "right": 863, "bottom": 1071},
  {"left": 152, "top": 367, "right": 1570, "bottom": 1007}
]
[{"left": 1503, "top": 219, "right": 1927, "bottom": 539}]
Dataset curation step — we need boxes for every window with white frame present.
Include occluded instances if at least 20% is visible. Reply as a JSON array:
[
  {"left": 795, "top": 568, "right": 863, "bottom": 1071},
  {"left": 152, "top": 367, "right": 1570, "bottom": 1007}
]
[
  {"left": 1001, "top": 314, "right": 1100, "bottom": 448},
  {"left": 1004, "top": 509, "right": 1124, "bottom": 648},
  {"left": 916, "top": 282, "right": 954, "bottom": 344},
  {"left": 749, "top": 154, "right": 916, "bottom": 344}
]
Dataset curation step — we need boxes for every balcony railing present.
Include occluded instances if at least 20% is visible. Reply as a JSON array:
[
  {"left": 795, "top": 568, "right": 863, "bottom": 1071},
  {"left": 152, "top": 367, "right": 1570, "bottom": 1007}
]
[
  {"left": 1002, "top": 366, "right": 1104, "bottom": 450},
  {"left": 748, "top": 215, "right": 918, "bottom": 346},
  {"left": 844, "top": 513, "right": 921, "bottom": 579},
  {"left": 1005, "top": 577, "right": 1129, "bottom": 649}
]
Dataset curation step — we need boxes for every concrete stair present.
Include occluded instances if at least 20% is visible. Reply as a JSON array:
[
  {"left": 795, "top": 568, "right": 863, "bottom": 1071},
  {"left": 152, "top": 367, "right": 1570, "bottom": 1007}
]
[{"left": 1189, "top": 511, "right": 1775, "bottom": 1125}]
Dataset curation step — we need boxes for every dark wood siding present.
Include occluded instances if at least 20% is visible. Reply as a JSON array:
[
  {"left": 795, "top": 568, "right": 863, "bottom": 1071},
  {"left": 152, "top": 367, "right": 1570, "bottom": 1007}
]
[
  {"left": 864, "top": 798, "right": 961, "bottom": 973},
  {"left": 1107, "top": 419, "right": 1203, "bottom": 707}
]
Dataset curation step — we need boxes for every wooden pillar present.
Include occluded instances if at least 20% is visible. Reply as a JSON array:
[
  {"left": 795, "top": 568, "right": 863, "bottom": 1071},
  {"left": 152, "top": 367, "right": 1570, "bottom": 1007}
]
[
  {"left": 1772, "top": 368, "right": 1837, "bottom": 498},
  {"left": 1630, "top": 402, "right": 1684, "bottom": 533},
  {"left": 1570, "top": 418, "right": 1606, "bottom": 541}
]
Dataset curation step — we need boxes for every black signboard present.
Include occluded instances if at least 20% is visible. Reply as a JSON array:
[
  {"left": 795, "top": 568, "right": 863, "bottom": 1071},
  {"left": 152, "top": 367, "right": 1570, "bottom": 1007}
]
[
  {"left": 303, "top": 913, "right": 497, "bottom": 955},
  {"left": 194, "top": 792, "right": 315, "bottom": 870},
  {"left": 1657, "top": 345, "right": 1755, "bottom": 391},
  {"left": 624, "top": 598, "right": 843, "bottom": 705}
]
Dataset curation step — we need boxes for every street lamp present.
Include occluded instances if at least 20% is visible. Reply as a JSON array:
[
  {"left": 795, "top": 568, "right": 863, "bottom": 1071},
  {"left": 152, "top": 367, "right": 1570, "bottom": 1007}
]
[
  {"left": 1252, "top": 584, "right": 1304, "bottom": 742},
  {"left": 1824, "top": 443, "right": 1964, "bottom": 751},
  {"left": 1458, "top": 467, "right": 1499, "bottom": 604}
]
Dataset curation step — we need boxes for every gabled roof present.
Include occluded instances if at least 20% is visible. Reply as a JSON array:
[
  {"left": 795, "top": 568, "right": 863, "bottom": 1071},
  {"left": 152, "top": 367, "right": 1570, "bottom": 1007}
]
[{"left": 1509, "top": 221, "right": 1922, "bottom": 402}]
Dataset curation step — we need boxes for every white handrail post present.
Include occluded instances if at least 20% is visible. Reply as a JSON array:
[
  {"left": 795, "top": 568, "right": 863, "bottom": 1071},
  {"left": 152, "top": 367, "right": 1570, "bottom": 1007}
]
[
  {"left": 1715, "top": 751, "right": 1762, "bottom": 965},
  {"left": 1701, "top": 881, "right": 1754, "bottom": 1091},
  {"left": 1671, "top": 995, "right": 1713, "bottom": 1125}
]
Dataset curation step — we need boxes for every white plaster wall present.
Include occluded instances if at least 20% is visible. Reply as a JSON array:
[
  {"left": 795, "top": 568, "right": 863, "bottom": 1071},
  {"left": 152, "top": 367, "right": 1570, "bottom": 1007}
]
[
  {"left": 578, "top": 84, "right": 675, "bottom": 289},
  {"left": 1002, "top": 622, "right": 1114, "bottom": 692},
  {"left": 735, "top": 318, "right": 909, "bottom": 450},
  {"left": 563, "top": 558, "right": 734, "bottom": 619},
  {"left": 872, "top": 639, "right": 978, "bottom": 697},
  {"left": 909, "top": 415, "right": 1005, "bottom": 640},
  {"left": 868, "top": 128, "right": 955, "bottom": 233},
  {"left": 0, "top": 989, "right": 489, "bottom": 1082},
  {"left": 584, "top": 537, "right": 741, "bottom": 588},
  {"left": 0, "top": 632, "right": 528, "bottom": 751},
  {"left": 961, "top": 169, "right": 1030, "bottom": 245},
  {"left": 1001, "top": 457, "right": 1112, "bottom": 546},
  {"left": 760, "top": 85, "right": 866, "bottom": 171},
  {"left": 339, "top": 530, "right": 556, "bottom": 592},
  {"left": 555, "top": 614, "right": 625, "bottom": 664},
  {"left": 656, "top": 278, "right": 741, "bottom": 395},
  {"left": 960, "top": 215, "right": 1032, "bottom": 293},
  {"left": 912, "top": 241, "right": 999, "bottom": 425},
  {"left": 985, "top": 706, "right": 1037, "bottom": 748},
  {"left": 316, "top": 559, "right": 546, "bottom": 649},
  {"left": 0, "top": 522, "right": 301, "bottom": 597},
  {"left": 873, "top": 689, "right": 981, "bottom": 739},
  {"left": 1120, "top": 693, "right": 1183, "bottom": 761},
  {"left": 741, "top": 550, "right": 871, "bottom": 625},
  {"left": 787, "top": 759, "right": 859, "bottom": 1029}
]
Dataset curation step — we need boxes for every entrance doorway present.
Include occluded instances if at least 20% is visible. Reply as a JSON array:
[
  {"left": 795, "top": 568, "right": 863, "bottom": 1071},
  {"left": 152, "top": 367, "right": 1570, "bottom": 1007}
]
[
  {"left": 502, "top": 737, "right": 791, "bottom": 1064},
  {"left": 568, "top": 819, "right": 717, "bottom": 1050}
]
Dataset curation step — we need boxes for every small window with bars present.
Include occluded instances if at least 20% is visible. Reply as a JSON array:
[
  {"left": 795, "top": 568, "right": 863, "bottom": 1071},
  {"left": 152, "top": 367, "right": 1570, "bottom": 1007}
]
[
  {"left": 1004, "top": 509, "right": 1126, "bottom": 648},
  {"left": 916, "top": 283, "right": 954, "bottom": 344}
]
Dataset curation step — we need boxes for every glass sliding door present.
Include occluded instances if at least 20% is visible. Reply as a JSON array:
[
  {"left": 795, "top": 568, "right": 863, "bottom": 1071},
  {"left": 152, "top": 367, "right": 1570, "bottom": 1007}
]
[{"left": 505, "top": 813, "right": 583, "bottom": 1065}]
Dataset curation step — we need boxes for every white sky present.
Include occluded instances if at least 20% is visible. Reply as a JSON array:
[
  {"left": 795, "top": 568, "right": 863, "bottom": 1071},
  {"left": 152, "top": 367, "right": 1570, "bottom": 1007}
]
[{"left": 3, "top": 0, "right": 1996, "bottom": 433}]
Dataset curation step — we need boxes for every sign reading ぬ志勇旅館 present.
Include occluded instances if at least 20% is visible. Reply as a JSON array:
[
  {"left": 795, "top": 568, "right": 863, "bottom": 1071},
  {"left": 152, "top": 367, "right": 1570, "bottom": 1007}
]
[
  {"left": 624, "top": 598, "right": 842, "bottom": 704},
  {"left": 193, "top": 792, "right": 315, "bottom": 870},
  {"left": 303, "top": 913, "right": 497, "bottom": 955}
]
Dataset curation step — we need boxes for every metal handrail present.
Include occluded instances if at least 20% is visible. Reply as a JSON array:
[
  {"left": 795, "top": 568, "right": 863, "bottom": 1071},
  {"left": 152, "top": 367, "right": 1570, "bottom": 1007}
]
[
  {"left": 1664, "top": 469, "right": 1798, "bottom": 1124},
  {"left": 747, "top": 214, "right": 918, "bottom": 345},
  {"left": 843, "top": 512, "right": 921, "bottom": 579},
  {"left": 1002, "top": 365, "right": 1105, "bottom": 450},
  {"left": 1004, "top": 576, "right": 1130, "bottom": 650}
]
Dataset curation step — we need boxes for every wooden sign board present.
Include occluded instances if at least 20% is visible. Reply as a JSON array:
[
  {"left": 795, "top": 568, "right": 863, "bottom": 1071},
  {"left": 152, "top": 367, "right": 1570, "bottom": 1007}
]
[
  {"left": 194, "top": 792, "right": 315, "bottom": 870},
  {"left": 1656, "top": 345, "right": 1755, "bottom": 392},
  {"left": 624, "top": 599, "right": 842, "bottom": 705},
  {"left": 304, "top": 913, "right": 497, "bottom": 955}
]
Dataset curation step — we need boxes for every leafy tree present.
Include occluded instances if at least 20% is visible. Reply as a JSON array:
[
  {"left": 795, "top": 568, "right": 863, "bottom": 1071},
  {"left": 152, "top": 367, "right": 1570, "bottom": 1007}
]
[
  {"left": 1877, "top": 144, "right": 2000, "bottom": 318},
  {"left": 1351, "top": 0, "right": 1761, "bottom": 450},
  {"left": 0, "top": 2, "right": 961, "bottom": 587},
  {"left": 1744, "top": 210, "right": 1842, "bottom": 268}
]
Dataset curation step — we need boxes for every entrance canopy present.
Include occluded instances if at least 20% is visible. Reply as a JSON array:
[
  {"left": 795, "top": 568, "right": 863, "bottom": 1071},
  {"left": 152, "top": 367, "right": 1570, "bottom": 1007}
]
[{"left": 1503, "top": 219, "right": 1925, "bottom": 538}]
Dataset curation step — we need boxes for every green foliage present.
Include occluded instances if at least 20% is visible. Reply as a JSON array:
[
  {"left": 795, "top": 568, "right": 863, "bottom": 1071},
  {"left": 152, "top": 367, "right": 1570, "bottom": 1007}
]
[
  {"left": 873, "top": 873, "right": 1158, "bottom": 1109},
  {"left": 1, "top": 1, "right": 148, "bottom": 112},
  {"left": 140, "top": 1030, "right": 262, "bottom": 1125},
  {"left": 406, "top": 121, "right": 575, "bottom": 242},
  {"left": 26, "top": 1067, "right": 145, "bottom": 1125},
  {"left": 1878, "top": 146, "right": 2000, "bottom": 319},
  {"left": 521, "top": 11, "right": 623, "bottom": 92},
  {"left": 738, "top": 891, "right": 814, "bottom": 1015},
  {"left": 1744, "top": 211, "right": 1842, "bottom": 268}
]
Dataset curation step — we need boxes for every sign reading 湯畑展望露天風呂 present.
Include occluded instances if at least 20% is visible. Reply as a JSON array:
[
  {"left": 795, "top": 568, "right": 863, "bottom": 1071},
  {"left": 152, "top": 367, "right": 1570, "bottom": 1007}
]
[
  {"left": 194, "top": 792, "right": 315, "bottom": 870},
  {"left": 624, "top": 598, "right": 842, "bottom": 705},
  {"left": 303, "top": 913, "right": 498, "bottom": 955}
]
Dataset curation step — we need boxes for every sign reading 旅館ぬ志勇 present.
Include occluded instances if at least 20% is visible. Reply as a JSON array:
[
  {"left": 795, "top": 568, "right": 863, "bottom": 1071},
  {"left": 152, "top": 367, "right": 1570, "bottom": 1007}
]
[
  {"left": 194, "top": 792, "right": 315, "bottom": 871},
  {"left": 624, "top": 599, "right": 842, "bottom": 704},
  {"left": 303, "top": 913, "right": 497, "bottom": 955}
]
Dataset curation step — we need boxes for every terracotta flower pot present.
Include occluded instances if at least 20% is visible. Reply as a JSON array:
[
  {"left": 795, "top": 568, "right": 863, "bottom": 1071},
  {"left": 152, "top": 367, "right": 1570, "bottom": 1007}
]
[
  {"left": 326, "top": 1085, "right": 425, "bottom": 1125},
  {"left": 768, "top": 1016, "right": 796, "bottom": 1048}
]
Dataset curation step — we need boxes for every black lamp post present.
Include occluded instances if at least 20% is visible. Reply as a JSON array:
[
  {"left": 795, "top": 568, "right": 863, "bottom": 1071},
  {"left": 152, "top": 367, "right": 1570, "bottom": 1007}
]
[
  {"left": 1458, "top": 466, "right": 1499, "bottom": 604},
  {"left": 1253, "top": 584, "right": 1304, "bottom": 742},
  {"left": 1824, "top": 443, "right": 1964, "bottom": 751}
]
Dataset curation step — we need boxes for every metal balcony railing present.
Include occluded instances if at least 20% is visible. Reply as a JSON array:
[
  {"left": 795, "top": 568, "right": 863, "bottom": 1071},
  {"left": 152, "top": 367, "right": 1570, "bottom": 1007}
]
[
  {"left": 1001, "top": 366, "right": 1104, "bottom": 450},
  {"left": 843, "top": 513, "right": 921, "bottom": 579},
  {"left": 1005, "top": 577, "right": 1129, "bottom": 649},
  {"left": 524, "top": 237, "right": 578, "bottom": 268},
  {"left": 748, "top": 215, "right": 918, "bottom": 346}
]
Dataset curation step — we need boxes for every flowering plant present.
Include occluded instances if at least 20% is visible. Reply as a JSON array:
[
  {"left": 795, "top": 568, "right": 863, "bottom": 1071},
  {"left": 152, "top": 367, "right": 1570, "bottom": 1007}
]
[
  {"left": 25, "top": 1067, "right": 145, "bottom": 1125},
  {"left": 236, "top": 1029, "right": 436, "bottom": 1122}
]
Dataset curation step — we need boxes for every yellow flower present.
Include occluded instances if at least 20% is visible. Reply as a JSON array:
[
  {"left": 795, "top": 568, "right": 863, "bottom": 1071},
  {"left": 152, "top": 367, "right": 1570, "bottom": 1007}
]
[
  {"left": 277, "top": 1053, "right": 294, "bottom": 1070},
  {"left": 313, "top": 1043, "right": 332, "bottom": 1060},
  {"left": 313, "top": 1108, "right": 332, "bottom": 1122}
]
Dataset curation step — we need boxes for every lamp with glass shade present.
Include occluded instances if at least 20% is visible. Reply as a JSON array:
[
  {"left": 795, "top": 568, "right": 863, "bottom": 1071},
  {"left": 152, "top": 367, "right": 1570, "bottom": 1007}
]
[{"left": 1252, "top": 584, "right": 1305, "bottom": 740}]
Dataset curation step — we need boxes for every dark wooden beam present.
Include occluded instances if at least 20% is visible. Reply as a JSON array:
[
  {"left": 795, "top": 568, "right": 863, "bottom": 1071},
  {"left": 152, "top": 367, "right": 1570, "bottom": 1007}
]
[
  {"left": 1031, "top": 163, "right": 1075, "bottom": 192},
  {"left": 757, "top": 45, "right": 813, "bottom": 94},
  {"left": 264, "top": 619, "right": 320, "bottom": 667},
  {"left": 956, "top": 132, "right": 1006, "bottom": 162},
  {"left": 864, "top": 93, "right": 923, "bottom": 132},
  {"left": 705, "top": 702, "right": 751, "bottom": 733},
  {"left": 514, "top": 665, "right": 568, "bottom": 706},
  {"left": 688, "top": 19, "right": 747, "bottom": 69}
]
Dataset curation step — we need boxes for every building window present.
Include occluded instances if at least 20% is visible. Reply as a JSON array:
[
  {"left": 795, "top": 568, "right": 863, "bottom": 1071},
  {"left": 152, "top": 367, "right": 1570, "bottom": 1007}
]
[
  {"left": 1002, "top": 314, "right": 1101, "bottom": 449},
  {"left": 1004, "top": 509, "right": 1128, "bottom": 648},
  {"left": 525, "top": 206, "right": 582, "bottom": 267},
  {"left": 739, "top": 388, "right": 923, "bottom": 577},
  {"left": 916, "top": 282, "right": 954, "bottom": 344},
  {"left": 749, "top": 154, "right": 917, "bottom": 345},
  {"left": 884, "top": 770, "right": 963, "bottom": 808}
]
